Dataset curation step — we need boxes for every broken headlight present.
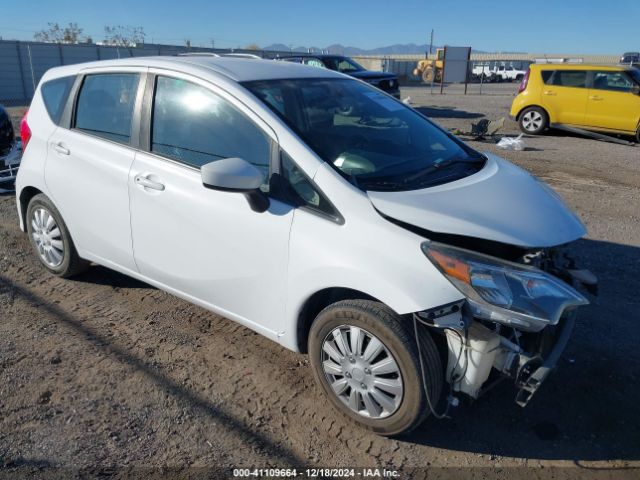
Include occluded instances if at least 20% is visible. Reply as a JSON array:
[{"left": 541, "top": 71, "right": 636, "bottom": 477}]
[{"left": 422, "top": 241, "right": 588, "bottom": 332}]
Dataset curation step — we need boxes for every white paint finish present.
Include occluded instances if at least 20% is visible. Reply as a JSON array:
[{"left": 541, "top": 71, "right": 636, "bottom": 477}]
[
  {"left": 129, "top": 151, "right": 294, "bottom": 339},
  {"left": 17, "top": 57, "right": 588, "bottom": 359},
  {"left": 367, "top": 154, "right": 586, "bottom": 248},
  {"left": 279, "top": 163, "right": 464, "bottom": 351},
  {"left": 14, "top": 82, "right": 56, "bottom": 231},
  {"left": 44, "top": 128, "right": 138, "bottom": 270}
]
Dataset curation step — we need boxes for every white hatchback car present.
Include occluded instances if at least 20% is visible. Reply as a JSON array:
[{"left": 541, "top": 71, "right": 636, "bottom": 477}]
[{"left": 16, "top": 56, "right": 595, "bottom": 436}]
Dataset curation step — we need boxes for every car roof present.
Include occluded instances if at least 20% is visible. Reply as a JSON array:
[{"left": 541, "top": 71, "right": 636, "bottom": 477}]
[{"left": 45, "top": 55, "right": 346, "bottom": 82}]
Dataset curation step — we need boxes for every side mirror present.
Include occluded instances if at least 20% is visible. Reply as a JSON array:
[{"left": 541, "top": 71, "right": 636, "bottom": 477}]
[
  {"left": 201, "top": 158, "right": 270, "bottom": 213},
  {"left": 633, "top": 85, "right": 640, "bottom": 96}
]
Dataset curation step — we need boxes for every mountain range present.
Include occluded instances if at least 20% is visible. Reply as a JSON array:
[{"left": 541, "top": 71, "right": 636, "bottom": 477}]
[
  {"left": 261, "top": 43, "right": 486, "bottom": 55},
  {"left": 262, "top": 43, "right": 438, "bottom": 55}
]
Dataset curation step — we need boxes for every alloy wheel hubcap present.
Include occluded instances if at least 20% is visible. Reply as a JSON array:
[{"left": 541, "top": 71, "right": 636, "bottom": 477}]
[
  {"left": 31, "top": 208, "right": 64, "bottom": 268},
  {"left": 522, "top": 111, "right": 543, "bottom": 131},
  {"left": 321, "top": 325, "right": 403, "bottom": 419}
]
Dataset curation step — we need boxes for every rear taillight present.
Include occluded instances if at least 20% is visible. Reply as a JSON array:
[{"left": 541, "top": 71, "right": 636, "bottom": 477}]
[
  {"left": 20, "top": 109, "right": 31, "bottom": 149},
  {"left": 518, "top": 69, "right": 530, "bottom": 93}
]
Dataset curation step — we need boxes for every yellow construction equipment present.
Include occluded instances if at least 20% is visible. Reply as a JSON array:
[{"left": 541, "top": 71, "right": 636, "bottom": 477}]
[{"left": 413, "top": 48, "right": 444, "bottom": 83}]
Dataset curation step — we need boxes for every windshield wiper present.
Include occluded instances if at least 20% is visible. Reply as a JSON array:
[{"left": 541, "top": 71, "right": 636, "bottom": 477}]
[
  {"left": 402, "top": 157, "right": 484, "bottom": 184},
  {"left": 358, "top": 179, "right": 404, "bottom": 191}
]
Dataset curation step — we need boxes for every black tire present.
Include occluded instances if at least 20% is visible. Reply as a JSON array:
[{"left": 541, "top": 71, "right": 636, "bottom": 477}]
[
  {"left": 636, "top": 125, "right": 640, "bottom": 143},
  {"left": 308, "top": 300, "right": 443, "bottom": 436},
  {"left": 26, "top": 193, "right": 89, "bottom": 278},
  {"left": 518, "top": 106, "right": 549, "bottom": 135}
]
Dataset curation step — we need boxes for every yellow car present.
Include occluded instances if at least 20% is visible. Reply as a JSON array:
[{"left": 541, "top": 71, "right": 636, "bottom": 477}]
[{"left": 510, "top": 64, "right": 640, "bottom": 141}]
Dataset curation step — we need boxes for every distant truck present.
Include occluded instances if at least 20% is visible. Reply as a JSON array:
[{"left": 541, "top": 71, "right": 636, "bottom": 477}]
[{"left": 620, "top": 52, "right": 639, "bottom": 65}]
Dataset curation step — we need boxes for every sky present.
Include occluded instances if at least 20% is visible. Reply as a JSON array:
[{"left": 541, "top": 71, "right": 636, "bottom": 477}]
[{"left": 0, "top": 0, "right": 637, "bottom": 54}]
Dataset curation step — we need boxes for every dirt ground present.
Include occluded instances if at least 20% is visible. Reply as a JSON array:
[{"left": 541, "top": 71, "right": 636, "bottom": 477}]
[{"left": 1, "top": 86, "right": 639, "bottom": 479}]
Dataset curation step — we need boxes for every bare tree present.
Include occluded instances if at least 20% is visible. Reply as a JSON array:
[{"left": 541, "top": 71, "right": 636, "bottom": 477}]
[
  {"left": 34, "top": 22, "right": 86, "bottom": 44},
  {"left": 103, "top": 25, "right": 146, "bottom": 47}
]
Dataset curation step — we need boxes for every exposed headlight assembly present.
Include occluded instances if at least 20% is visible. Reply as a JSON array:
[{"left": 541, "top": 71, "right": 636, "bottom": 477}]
[{"left": 422, "top": 241, "right": 588, "bottom": 332}]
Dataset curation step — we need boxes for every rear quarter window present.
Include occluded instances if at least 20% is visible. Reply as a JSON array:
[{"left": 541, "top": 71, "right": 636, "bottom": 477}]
[
  {"left": 41, "top": 76, "right": 75, "bottom": 124},
  {"left": 540, "top": 70, "right": 554, "bottom": 84}
]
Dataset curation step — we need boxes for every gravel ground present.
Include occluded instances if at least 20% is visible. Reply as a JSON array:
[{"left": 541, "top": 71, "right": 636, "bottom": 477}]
[{"left": 1, "top": 87, "right": 639, "bottom": 479}]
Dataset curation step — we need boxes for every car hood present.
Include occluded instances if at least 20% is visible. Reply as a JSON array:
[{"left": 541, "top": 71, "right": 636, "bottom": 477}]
[
  {"left": 367, "top": 154, "right": 586, "bottom": 248},
  {"left": 350, "top": 70, "right": 397, "bottom": 80}
]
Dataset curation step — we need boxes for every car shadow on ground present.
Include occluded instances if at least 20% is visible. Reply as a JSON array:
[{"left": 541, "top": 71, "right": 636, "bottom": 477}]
[
  {"left": 403, "top": 238, "right": 640, "bottom": 462},
  {"left": 538, "top": 128, "right": 638, "bottom": 146},
  {"left": 0, "top": 272, "right": 305, "bottom": 469},
  {"left": 74, "top": 265, "right": 151, "bottom": 290},
  {"left": 414, "top": 106, "right": 485, "bottom": 120}
]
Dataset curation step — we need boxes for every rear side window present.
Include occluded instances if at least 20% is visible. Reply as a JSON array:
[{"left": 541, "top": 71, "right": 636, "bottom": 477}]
[
  {"left": 74, "top": 73, "right": 139, "bottom": 144},
  {"left": 150, "top": 76, "right": 271, "bottom": 181},
  {"left": 540, "top": 70, "right": 554, "bottom": 83},
  {"left": 41, "top": 76, "right": 75, "bottom": 124},
  {"left": 543, "top": 70, "right": 587, "bottom": 88}
]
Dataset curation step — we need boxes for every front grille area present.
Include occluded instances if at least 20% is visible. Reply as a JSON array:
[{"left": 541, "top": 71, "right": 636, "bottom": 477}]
[{"left": 377, "top": 79, "right": 397, "bottom": 92}]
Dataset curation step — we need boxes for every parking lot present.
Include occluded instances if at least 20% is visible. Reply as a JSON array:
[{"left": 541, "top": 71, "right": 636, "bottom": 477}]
[{"left": 1, "top": 85, "right": 639, "bottom": 478}]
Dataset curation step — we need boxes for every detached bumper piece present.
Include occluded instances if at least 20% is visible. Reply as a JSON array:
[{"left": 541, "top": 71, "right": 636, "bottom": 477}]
[{"left": 514, "top": 313, "right": 576, "bottom": 407}]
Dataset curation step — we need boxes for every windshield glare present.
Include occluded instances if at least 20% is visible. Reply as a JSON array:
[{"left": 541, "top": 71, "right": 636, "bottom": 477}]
[{"left": 244, "top": 78, "right": 484, "bottom": 191}]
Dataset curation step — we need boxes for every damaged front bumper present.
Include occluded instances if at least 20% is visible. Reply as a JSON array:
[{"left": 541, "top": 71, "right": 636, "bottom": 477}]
[
  {"left": 437, "top": 308, "right": 579, "bottom": 408},
  {"left": 417, "top": 261, "right": 596, "bottom": 408},
  {"left": 513, "top": 312, "right": 575, "bottom": 406}
]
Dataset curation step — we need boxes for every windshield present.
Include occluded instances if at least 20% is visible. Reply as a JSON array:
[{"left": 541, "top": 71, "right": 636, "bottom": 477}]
[
  {"left": 322, "top": 57, "right": 365, "bottom": 73},
  {"left": 243, "top": 78, "right": 484, "bottom": 191},
  {"left": 629, "top": 68, "right": 640, "bottom": 84}
]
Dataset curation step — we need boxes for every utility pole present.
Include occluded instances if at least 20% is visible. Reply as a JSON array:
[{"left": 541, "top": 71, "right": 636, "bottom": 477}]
[
  {"left": 429, "top": 29, "right": 434, "bottom": 56},
  {"left": 210, "top": 39, "right": 215, "bottom": 49}
]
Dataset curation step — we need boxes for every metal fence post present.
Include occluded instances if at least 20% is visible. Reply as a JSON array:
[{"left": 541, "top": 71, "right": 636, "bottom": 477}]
[
  {"left": 27, "top": 44, "right": 36, "bottom": 98},
  {"left": 15, "top": 41, "right": 29, "bottom": 104}
]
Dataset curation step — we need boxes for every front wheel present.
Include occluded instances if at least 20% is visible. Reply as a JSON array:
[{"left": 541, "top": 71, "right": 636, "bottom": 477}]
[
  {"left": 519, "top": 106, "right": 549, "bottom": 135},
  {"left": 308, "top": 300, "right": 443, "bottom": 436}
]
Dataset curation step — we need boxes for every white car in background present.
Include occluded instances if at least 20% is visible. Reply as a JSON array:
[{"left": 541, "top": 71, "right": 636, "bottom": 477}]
[
  {"left": 16, "top": 56, "right": 594, "bottom": 435},
  {"left": 472, "top": 64, "right": 527, "bottom": 82}
]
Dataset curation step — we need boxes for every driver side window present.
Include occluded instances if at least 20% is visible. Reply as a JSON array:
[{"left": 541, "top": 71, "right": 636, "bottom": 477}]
[{"left": 151, "top": 76, "right": 271, "bottom": 187}]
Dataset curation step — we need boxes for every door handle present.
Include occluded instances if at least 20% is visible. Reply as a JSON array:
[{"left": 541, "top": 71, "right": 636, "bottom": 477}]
[
  {"left": 52, "top": 142, "right": 70, "bottom": 155},
  {"left": 134, "top": 174, "right": 165, "bottom": 191},
  {"left": 543, "top": 90, "right": 557, "bottom": 96},
  {"left": 589, "top": 95, "right": 603, "bottom": 101}
]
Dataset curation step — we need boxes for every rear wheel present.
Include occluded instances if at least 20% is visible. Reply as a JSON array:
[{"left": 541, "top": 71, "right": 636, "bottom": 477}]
[
  {"left": 636, "top": 125, "right": 640, "bottom": 143},
  {"left": 308, "top": 300, "right": 443, "bottom": 436},
  {"left": 519, "top": 106, "right": 549, "bottom": 135},
  {"left": 26, "top": 194, "right": 89, "bottom": 277}
]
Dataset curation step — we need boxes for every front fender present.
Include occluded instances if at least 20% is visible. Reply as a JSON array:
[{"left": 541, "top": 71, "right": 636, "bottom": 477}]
[{"left": 279, "top": 205, "right": 463, "bottom": 352}]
